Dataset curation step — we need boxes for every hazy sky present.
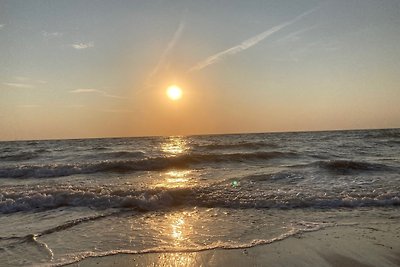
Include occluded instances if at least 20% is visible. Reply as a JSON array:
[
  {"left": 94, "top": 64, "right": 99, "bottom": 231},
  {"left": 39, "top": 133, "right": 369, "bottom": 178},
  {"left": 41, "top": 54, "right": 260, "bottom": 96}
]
[{"left": 1, "top": 0, "right": 399, "bottom": 140}]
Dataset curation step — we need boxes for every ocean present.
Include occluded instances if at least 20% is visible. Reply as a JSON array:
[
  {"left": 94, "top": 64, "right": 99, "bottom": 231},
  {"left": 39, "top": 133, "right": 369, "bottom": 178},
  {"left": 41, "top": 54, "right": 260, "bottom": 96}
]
[{"left": 0, "top": 129, "right": 399, "bottom": 266}]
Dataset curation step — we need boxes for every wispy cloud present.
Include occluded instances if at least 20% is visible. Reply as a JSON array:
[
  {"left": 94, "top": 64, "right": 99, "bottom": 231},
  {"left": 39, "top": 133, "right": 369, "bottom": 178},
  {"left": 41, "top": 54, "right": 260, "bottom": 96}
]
[
  {"left": 3, "top": 82, "right": 34, "bottom": 89},
  {"left": 188, "top": 7, "right": 318, "bottom": 72},
  {"left": 70, "top": 42, "right": 94, "bottom": 50},
  {"left": 275, "top": 25, "right": 317, "bottom": 44},
  {"left": 69, "top": 88, "right": 126, "bottom": 99},
  {"left": 42, "top": 31, "right": 63, "bottom": 39},
  {"left": 0, "top": 24, "right": 4, "bottom": 29},
  {"left": 70, "top": 89, "right": 98, "bottom": 93},
  {"left": 3, "top": 77, "right": 47, "bottom": 89}
]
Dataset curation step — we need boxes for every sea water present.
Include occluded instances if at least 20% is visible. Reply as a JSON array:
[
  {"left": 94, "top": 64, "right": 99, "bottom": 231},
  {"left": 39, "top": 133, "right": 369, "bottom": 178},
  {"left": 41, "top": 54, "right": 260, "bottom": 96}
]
[{"left": 0, "top": 129, "right": 399, "bottom": 266}]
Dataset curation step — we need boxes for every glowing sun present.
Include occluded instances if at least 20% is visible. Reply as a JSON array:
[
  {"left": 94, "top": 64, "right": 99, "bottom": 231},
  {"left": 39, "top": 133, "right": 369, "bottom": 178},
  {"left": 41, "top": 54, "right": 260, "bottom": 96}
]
[{"left": 166, "top": 85, "right": 182, "bottom": 101}]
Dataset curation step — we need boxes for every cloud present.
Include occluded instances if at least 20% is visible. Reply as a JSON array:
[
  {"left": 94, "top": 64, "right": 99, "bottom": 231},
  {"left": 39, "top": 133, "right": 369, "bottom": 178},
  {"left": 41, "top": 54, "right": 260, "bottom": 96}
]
[
  {"left": 70, "top": 42, "right": 94, "bottom": 50},
  {"left": 0, "top": 24, "right": 4, "bottom": 29},
  {"left": 3, "top": 77, "right": 47, "bottom": 89},
  {"left": 3, "top": 82, "right": 34, "bottom": 89},
  {"left": 275, "top": 25, "right": 317, "bottom": 44},
  {"left": 188, "top": 7, "right": 318, "bottom": 72},
  {"left": 42, "top": 31, "right": 63, "bottom": 39},
  {"left": 148, "top": 20, "right": 185, "bottom": 82},
  {"left": 69, "top": 88, "right": 126, "bottom": 99},
  {"left": 70, "top": 89, "right": 98, "bottom": 93}
]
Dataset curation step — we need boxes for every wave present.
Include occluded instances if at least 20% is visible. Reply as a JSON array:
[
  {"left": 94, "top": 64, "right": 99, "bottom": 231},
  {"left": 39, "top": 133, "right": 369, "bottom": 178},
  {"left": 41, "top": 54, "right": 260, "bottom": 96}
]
[
  {"left": 315, "top": 160, "right": 391, "bottom": 174},
  {"left": 387, "top": 140, "right": 400, "bottom": 145},
  {"left": 243, "top": 171, "right": 304, "bottom": 183},
  {"left": 95, "top": 151, "right": 145, "bottom": 159},
  {"left": 0, "top": 151, "right": 296, "bottom": 179},
  {"left": 183, "top": 151, "right": 296, "bottom": 163},
  {"left": 0, "top": 213, "right": 118, "bottom": 244},
  {"left": 291, "top": 160, "right": 393, "bottom": 174},
  {"left": 1, "top": 185, "right": 399, "bottom": 214},
  {"left": 195, "top": 141, "right": 279, "bottom": 150},
  {"left": 0, "top": 147, "right": 14, "bottom": 153},
  {"left": 362, "top": 129, "right": 400, "bottom": 139},
  {"left": 50, "top": 221, "right": 331, "bottom": 267},
  {"left": 0, "top": 151, "right": 42, "bottom": 161},
  {"left": 1, "top": 218, "right": 332, "bottom": 267},
  {"left": 92, "top": 146, "right": 109, "bottom": 151},
  {"left": 0, "top": 187, "right": 191, "bottom": 214},
  {"left": 0, "top": 211, "right": 129, "bottom": 260},
  {"left": 26, "top": 141, "right": 39, "bottom": 146}
]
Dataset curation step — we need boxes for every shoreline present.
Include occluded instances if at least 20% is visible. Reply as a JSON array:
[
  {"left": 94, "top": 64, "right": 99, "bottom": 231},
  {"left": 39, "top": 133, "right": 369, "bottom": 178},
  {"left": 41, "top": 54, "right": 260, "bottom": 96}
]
[{"left": 67, "top": 220, "right": 400, "bottom": 267}]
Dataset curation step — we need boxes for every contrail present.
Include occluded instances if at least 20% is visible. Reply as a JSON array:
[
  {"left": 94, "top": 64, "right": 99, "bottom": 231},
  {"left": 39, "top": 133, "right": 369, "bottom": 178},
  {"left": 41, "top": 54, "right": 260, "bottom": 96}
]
[
  {"left": 188, "top": 7, "right": 318, "bottom": 72},
  {"left": 147, "top": 20, "right": 185, "bottom": 83}
]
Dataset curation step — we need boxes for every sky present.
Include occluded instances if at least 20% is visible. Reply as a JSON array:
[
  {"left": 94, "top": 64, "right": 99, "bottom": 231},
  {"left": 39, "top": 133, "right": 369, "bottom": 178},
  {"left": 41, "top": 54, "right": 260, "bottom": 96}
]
[{"left": 0, "top": 0, "right": 399, "bottom": 140}]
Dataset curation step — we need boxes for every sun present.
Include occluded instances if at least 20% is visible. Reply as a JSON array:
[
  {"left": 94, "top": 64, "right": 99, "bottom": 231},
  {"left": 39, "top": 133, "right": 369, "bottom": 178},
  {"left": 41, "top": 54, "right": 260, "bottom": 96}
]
[{"left": 166, "top": 85, "right": 182, "bottom": 101}]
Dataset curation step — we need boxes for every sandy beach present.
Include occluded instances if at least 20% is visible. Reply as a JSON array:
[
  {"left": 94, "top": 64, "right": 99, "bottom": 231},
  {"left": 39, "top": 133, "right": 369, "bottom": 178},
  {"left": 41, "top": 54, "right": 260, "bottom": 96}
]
[{"left": 68, "top": 215, "right": 400, "bottom": 267}]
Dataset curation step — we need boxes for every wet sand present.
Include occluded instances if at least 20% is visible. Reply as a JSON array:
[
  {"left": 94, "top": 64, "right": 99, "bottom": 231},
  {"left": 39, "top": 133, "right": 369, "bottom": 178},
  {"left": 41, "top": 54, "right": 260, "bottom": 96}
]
[{"left": 67, "top": 219, "right": 400, "bottom": 267}]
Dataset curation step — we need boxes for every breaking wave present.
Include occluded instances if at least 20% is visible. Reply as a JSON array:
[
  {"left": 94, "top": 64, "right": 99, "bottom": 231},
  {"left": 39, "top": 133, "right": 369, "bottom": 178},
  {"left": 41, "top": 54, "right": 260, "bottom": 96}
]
[
  {"left": 0, "top": 218, "right": 331, "bottom": 267},
  {"left": 50, "top": 220, "right": 330, "bottom": 267},
  {"left": 1, "top": 184, "right": 399, "bottom": 214},
  {"left": 0, "top": 151, "right": 296, "bottom": 179},
  {"left": 0, "top": 187, "right": 192, "bottom": 214}
]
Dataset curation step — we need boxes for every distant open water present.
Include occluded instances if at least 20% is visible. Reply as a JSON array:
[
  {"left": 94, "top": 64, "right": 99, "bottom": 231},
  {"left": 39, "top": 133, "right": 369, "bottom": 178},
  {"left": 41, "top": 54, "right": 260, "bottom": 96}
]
[{"left": 0, "top": 129, "right": 399, "bottom": 266}]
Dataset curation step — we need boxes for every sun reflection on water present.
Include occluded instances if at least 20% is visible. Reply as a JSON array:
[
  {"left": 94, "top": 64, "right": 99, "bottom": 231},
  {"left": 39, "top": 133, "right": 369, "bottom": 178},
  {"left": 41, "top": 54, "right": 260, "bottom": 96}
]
[
  {"left": 166, "top": 211, "right": 197, "bottom": 248},
  {"left": 154, "top": 170, "right": 194, "bottom": 188},
  {"left": 171, "top": 216, "right": 185, "bottom": 241},
  {"left": 140, "top": 208, "right": 228, "bottom": 266},
  {"left": 154, "top": 136, "right": 197, "bottom": 188},
  {"left": 150, "top": 136, "right": 201, "bottom": 266},
  {"left": 165, "top": 170, "right": 190, "bottom": 183},
  {"left": 161, "top": 136, "right": 188, "bottom": 155}
]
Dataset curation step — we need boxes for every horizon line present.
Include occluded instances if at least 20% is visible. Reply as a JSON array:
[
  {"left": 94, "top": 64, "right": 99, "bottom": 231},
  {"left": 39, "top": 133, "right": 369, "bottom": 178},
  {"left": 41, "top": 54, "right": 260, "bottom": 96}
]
[{"left": 1, "top": 126, "right": 398, "bottom": 143}]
